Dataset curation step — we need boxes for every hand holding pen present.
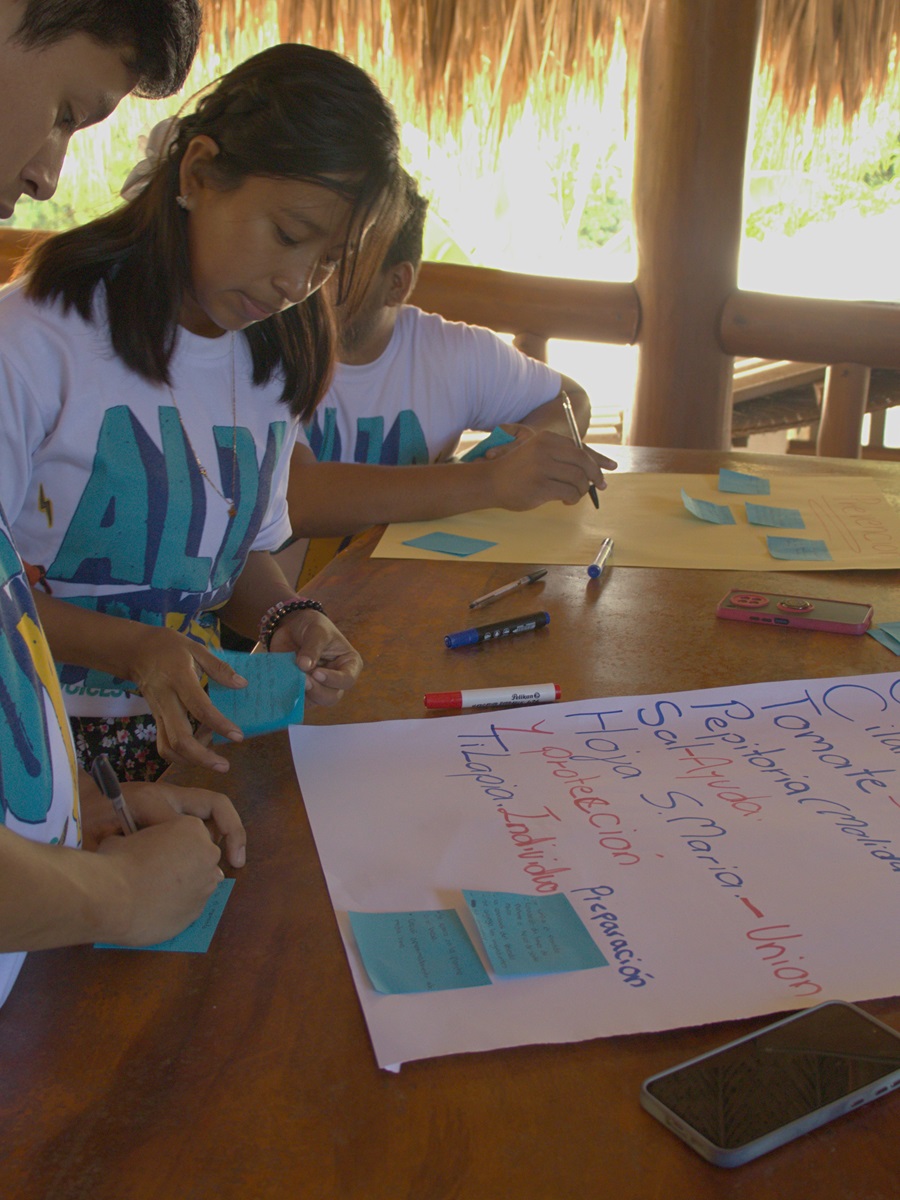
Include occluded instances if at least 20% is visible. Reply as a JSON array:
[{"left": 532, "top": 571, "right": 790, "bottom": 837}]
[
  {"left": 88, "top": 754, "right": 246, "bottom": 867},
  {"left": 91, "top": 754, "right": 138, "bottom": 835},
  {"left": 476, "top": 413, "right": 614, "bottom": 511},
  {"left": 78, "top": 758, "right": 243, "bottom": 945},
  {"left": 561, "top": 392, "right": 600, "bottom": 509}
]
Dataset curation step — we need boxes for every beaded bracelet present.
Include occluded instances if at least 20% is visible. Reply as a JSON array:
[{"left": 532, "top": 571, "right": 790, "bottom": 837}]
[{"left": 259, "top": 596, "right": 326, "bottom": 650}]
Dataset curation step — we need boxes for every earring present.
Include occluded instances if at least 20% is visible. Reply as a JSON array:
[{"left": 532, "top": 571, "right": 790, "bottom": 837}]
[{"left": 176, "top": 194, "right": 190, "bottom": 210}]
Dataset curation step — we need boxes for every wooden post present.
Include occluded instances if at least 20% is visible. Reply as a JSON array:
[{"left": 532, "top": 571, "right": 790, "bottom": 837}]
[
  {"left": 817, "top": 363, "right": 871, "bottom": 458},
  {"left": 629, "top": 0, "right": 763, "bottom": 449},
  {"left": 513, "top": 332, "right": 549, "bottom": 362}
]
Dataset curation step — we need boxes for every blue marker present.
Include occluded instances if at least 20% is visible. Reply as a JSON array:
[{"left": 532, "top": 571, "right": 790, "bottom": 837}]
[
  {"left": 587, "top": 536, "right": 614, "bottom": 579},
  {"left": 444, "top": 611, "right": 550, "bottom": 649}
]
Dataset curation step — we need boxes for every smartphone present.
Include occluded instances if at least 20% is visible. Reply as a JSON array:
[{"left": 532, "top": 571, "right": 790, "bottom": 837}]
[
  {"left": 640, "top": 1001, "right": 900, "bottom": 1167},
  {"left": 716, "top": 589, "right": 873, "bottom": 635}
]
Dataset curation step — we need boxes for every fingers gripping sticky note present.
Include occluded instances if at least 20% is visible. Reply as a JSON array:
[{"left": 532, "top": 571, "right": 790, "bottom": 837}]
[
  {"left": 208, "top": 648, "right": 305, "bottom": 739},
  {"left": 96, "top": 878, "right": 235, "bottom": 953},
  {"left": 460, "top": 426, "right": 517, "bottom": 461}
]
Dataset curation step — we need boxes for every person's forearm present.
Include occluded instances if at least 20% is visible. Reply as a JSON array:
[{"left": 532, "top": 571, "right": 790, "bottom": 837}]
[
  {"left": 520, "top": 378, "right": 591, "bottom": 439},
  {"left": 288, "top": 459, "right": 500, "bottom": 537},
  {"left": 0, "top": 827, "right": 121, "bottom": 951},
  {"left": 217, "top": 551, "right": 298, "bottom": 641},
  {"left": 34, "top": 592, "right": 152, "bottom": 680}
]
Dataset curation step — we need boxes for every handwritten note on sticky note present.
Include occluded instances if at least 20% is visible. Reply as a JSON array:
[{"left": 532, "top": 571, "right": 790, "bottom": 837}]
[
  {"left": 718, "top": 468, "right": 770, "bottom": 495},
  {"left": 767, "top": 536, "right": 832, "bottom": 561},
  {"left": 869, "top": 624, "right": 900, "bottom": 655},
  {"left": 463, "top": 890, "right": 608, "bottom": 977},
  {"left": 746, "top": 502, "right": 805, "bottom": 529},
  {"left": 96, "top": 878, "right": 235, "bottom": 953},
  {"left": 681, "top": 489, "right": 736, "bottom": 525},
  {"left": 460, "top": 426, "right": 516, "bottom": 462},
  {"left": 402, "top": 531, "right": 497, "bottom": 557},
  {"left": 209, "top": 649, "right": 305, "bottom": 739},
  {"left": 348, "top": 909, "right": 491, "bottom": 994}
]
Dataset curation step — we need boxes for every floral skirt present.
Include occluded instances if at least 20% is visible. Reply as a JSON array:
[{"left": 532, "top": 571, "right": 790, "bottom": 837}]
[{"left": 71, "top": 715, "right": 168, "bottom": 783}]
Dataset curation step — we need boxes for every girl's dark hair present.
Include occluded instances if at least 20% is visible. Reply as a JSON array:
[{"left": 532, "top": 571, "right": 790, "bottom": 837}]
[{"left": 24, "top": 43, "right": 402, "bottom": 418}]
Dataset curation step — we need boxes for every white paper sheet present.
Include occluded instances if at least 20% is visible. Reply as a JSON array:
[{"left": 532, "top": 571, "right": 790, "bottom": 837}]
[{"left": 291, "top": 672, "right": 900, "bottom": 1068}]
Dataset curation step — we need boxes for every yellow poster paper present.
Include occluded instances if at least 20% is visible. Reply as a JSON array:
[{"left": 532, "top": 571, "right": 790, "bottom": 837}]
[{"left": 372, "top": 473, "right": 900, "bottom": 570}]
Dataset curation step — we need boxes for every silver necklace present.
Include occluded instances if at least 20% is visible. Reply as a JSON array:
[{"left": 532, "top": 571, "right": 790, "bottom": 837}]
[{"left": 167, "top": 333, "right": 238, "bottom": 519}]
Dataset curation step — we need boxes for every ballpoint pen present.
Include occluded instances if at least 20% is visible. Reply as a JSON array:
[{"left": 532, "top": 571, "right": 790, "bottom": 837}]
[
  {"left": 90, "top": 753, "right": 138, "bottom": 835},
  {"left": 588, "top": 536, "right": 614, "bottom": 579},
  {"left": 469, "top": 568, "right": 548, "bottom": 609},
  {"left": 561, "top": 391, "right": 600, "bottom": 509}
]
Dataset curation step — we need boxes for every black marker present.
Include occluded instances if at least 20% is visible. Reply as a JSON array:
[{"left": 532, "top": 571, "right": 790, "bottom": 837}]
[{"left": 444, "top": 611, "right": 550, "bottom": 649}]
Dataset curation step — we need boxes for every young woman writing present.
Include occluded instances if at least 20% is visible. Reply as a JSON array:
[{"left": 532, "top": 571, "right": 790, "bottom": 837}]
[{"left": 0, "top": 42, "right": 402, "bottom": 780}]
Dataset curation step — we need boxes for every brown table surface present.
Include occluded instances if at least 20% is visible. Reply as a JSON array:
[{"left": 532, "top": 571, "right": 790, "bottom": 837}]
[{"left": 4, "top": 447, "right": 900, "bottom": 1200}]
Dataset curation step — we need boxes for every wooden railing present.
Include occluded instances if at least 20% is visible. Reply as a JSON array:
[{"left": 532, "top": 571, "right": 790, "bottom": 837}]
[
  {"left": 412, "top": 262, "right": 900, "bottom": 458},
  {"left": 3, "top": 229, "right": 898, "bottom": 457}
]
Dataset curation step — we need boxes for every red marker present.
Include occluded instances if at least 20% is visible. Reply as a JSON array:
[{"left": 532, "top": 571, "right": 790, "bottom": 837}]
[{"left": 424, "top": 683, "right": 561, "bottom": 710}]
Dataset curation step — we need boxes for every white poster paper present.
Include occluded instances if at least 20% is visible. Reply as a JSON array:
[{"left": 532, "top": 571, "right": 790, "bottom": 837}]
[{"left": 291, "top": 673, "right": 900, "bottom": 1068}]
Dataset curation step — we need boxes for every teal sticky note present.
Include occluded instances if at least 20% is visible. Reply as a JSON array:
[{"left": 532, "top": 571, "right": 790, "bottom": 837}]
[
  {"left": 348, "top": 909, "right": 491, "bottom": 994},
  {"left": 746, "top": 502, "right": 805, "bottom": 529},
  {"left": 460, "top": 426, "right": 516, "bottom": 461},
  {"left": 869, "top": 624, "right": 900, "bottom": 655},
  {"left": 402, "top": 531, "right": 497, "bottom": 557},
  {"left": 767, "top": 536, "right": 832, "bottom": 561},
  {"left": 208, "top": 648, "right": 305, "bottom": 740},
  {"left": 681, "top": 488, "right": 736, "bottom": 525},
  {"left": 96, "top": 878, "right": 235, "bottom": 953},
  {"left": 718, "top": 468, "right": 770, "bottom": 495},
  {"left": 463, "top": 889, "right": 608, "bottom": 976}
]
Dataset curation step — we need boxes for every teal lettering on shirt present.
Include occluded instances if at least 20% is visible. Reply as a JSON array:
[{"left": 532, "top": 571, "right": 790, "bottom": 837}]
[
  {"left": 315, "top": 406, "right": 340, "bottom": 461},
  {"left": 49, "top": 406, "right": 155, "bottom": 585},
  {"left": 308, "top": 406, "right": 429, "bottom": 466},
  {"left": 0, "top": 522, "right": 21, "bottom": 591},
  {"left": 0, "top": 572, "right": 53, "bottom": 824},
  {"left": 381, "top": 410, "right": 429, "bottom": 465},
  {"left": 152, "top": 407, "right": 212, "bottom": 591},
  {"left": 211, "top": 420, "right": 287, "bottom": 588},
  {"left": 354, "top": 416, "right": 385, "bottom": 463}
]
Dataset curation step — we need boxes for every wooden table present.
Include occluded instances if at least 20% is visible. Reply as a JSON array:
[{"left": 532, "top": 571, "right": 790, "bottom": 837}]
[{"left": 4, "top": 447, "right": 900, "bottom": 1200}]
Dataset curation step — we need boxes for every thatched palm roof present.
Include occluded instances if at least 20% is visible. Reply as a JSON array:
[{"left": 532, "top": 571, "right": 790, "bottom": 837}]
[{"left": 201, "top": 0, "right": 900, "bottom": 137}]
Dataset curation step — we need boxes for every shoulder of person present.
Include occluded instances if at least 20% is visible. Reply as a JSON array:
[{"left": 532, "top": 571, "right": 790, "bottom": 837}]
[{"left": 400, "top": 304, "right": 510, "bottom": 352}]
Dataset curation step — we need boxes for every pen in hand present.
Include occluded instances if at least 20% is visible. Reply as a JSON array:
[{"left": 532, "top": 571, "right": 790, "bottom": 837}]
[
  {"left": 561, "top": 391, "right": 600, "bottom": 509},
  {"left": 91, "top": 754, "right": 138, "bottom": 836}
]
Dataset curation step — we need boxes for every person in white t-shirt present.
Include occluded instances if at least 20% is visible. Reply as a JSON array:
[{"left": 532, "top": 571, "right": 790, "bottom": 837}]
[
  {"left": 0, "top": 44, "right": 403, "bottom": 785},
  {"left": 0, "top": 0, "right": 248, "bottom": 1011},
  {"left": 287, "top": 172, "right": 617, "bottom": 544}
]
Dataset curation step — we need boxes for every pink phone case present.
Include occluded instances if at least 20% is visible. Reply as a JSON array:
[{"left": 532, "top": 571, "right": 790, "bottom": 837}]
[{"left": 716, "top": 589, "right": 873, "bottom": 635}]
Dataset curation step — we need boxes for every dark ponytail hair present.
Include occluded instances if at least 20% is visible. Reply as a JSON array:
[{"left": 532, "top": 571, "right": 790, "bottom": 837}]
[{"left": 24, "top": 43, "right": 402, "bottom": 419}]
